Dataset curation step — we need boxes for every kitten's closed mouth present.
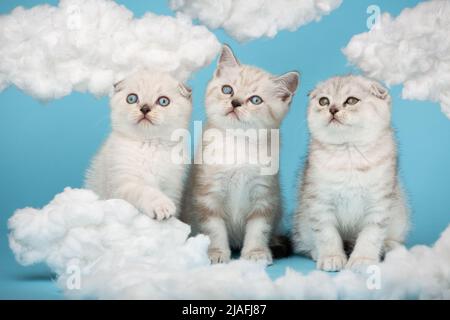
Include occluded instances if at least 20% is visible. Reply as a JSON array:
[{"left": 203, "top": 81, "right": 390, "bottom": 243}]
[
  {"left": 138, "top": 117, "right": 153, "bottom": 124},
  {"left": 328, "top": 117, "right": 343, "bottom": 125},
  {"left": 226, "top": 110, "right": 240, "bottom": 120}
]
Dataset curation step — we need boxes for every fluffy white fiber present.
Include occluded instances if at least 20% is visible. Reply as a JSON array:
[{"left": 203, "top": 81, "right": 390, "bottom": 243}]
[
  {"left": 0, "top": 0, "right": 220, "bottom": 100},
  {"left": 343, "top": 0, "right": 450, "bottom": 119},
  {"left": 170, "top": 0, "right": 343, "bottom": 42},
  {"left": 8, "top": 188, "right": 450, "bottom": 299}
]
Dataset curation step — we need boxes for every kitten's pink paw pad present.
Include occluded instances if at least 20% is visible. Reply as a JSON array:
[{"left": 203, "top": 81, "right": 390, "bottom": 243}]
[
  {"left": 147, "top": 197, "right": 176, "bottom": 220},
  {"left": 346, "top": 256, "right": 378, "bottom": 272},
  {"left": 317, "top": 255, "right": 347, "bottom": 272},
  {"left": 208, "top": 248, "right": 231, "bottom": 264},
  {"left": 242, "top": 248, "right": 273, "bottom": 265}
]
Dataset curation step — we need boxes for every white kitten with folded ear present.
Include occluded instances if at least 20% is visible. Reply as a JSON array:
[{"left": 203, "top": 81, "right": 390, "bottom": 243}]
[
  {"left": 85, "top": 71, "right": 192, "bottom": 220},
  {"left": 182, "top": 45, "right": 299, "bottom": 264},
  {"left": 293, "top": 75, "right": 409, "bottom": 271}
]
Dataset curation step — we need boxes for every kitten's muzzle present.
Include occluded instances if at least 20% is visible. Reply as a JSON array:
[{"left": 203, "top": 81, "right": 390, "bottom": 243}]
[
  {"left": 231, "top": 99, "right": 243, "bottom": 108},
  {"left": 140, "top": 104, "right": 151, "bottom": 115}
]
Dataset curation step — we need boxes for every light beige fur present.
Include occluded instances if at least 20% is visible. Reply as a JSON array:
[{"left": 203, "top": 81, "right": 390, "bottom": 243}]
[{"left": 182, "top": 45, "right": 299, "bottom": 264}]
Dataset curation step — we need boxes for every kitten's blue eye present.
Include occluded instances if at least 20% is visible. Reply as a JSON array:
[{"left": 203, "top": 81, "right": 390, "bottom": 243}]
[
  {"left": 126, "top": 93, "right": 138, "bottom": 104},
  {"left": 222, "top": 85, "right": 233, "bottom": 95},
  {"left": 249, "top": 95, "right": 263, "bottom": 105},
  {"left": 157, "top": 96, "right": 170, "bottom": 107}
]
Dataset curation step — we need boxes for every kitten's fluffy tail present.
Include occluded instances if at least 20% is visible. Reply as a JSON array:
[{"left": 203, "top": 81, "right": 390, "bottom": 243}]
[{"left": 269, "top": 234, "right": 293, "bottom": 259}]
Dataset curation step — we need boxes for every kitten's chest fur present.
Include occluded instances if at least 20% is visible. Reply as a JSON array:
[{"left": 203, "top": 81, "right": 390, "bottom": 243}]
[
  {"left": 88, "top": 133, "right": 184, "bottom": 200},
  {"left": 204, "top": 136, "right": 272, "bottom": 214},
  {"left": 214, "top": 164, "right": 261, "bottom": 217},
  {"left": 127, "top": 140, "right": 174, "bottom": 185},
  {"left": 308, "top": 137, "right": 397, "bottom": 231}
]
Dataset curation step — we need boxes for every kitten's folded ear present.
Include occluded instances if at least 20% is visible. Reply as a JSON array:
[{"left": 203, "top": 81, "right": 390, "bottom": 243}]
[
  {"left": 307, "top": 89, "right": 317, "bottom": 99},
  {"left": 178, "top": 83, "right": 192, "bottom": 99},
  {"left": 216, "top": 44, "right": 240, "bottom": 77},
  {"left": 274, "top": 71, "right": 300, "bottom": 102},
  {"left": 113, "top": 79, "right": 125, "bottom": 93},
  {"left": 370, "top": 81, "right": 389, "bottom": 100}
]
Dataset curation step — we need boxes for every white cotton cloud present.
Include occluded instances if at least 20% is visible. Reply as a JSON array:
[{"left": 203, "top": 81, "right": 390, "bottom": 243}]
[
  {"left": 0, "top": 0, "right": 220, "bottom": 100},
  {"left": 169, "top": 0, "right": 343, "bottom": 42},
  {"left": 343, "top": 0, "right": 450, "bottom": 119},
  {"left": 8, "top": 188, "right": 450, "bottom": 299}
]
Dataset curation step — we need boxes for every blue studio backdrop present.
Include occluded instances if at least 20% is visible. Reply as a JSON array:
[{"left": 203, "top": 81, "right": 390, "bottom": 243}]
[{"left": 0, "top": 0, "right": 449, "bottom": 299}]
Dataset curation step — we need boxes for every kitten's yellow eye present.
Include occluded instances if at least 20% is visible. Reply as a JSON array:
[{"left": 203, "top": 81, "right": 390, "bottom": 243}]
[
  {"left": 319, "top": 97, "right": 329, "bottom": 106},
  {"left": 345, "top": 97, "right": 360, "bottom": 105},
  {"left": 249, "top": 95, "right": 263, "bottom": 105},
  {"left": 222, "top": 85, "right": 233, "bottom": 95}
]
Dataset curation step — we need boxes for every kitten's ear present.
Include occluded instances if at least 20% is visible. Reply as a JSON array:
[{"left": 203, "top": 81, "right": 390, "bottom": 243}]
[
  {"left": 178, "top": 83, "right": 192, "bottom": 99},
  {"left": 113, "top": 79, "right": 125, "bottom": 93},
  {"left": 216, "top": 44, "right": 240, "bottom": 77},
  {"left": 370, "top": 81, "right": 389, "bottom": 100},
  {"left": 274, "top": 71, "right": 300, "bottom": 102},
  {"left": 307, "top": 89, "right": 317, "bottom": 99}
]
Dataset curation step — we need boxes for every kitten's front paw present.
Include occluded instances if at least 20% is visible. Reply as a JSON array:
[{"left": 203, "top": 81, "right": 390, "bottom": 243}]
[
  {"left": 317, "top": 254, "right": 347, "bottom": 272},
  {"left": 145, "top": 196, "right": 176, "bottom": 220},
  {"left": 241, "top": 247, "right": 273, "bottom": 265},
  {"left": 346, "top": 255, "right": 379, "bottom": 272},
  {"left": 208, "top": 248, "right": 231, "bottom": 264}
]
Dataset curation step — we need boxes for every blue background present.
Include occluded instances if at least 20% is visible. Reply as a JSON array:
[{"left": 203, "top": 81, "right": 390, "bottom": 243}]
[{"left": 1, "top": 0, "right": 449, "bottom": 299}]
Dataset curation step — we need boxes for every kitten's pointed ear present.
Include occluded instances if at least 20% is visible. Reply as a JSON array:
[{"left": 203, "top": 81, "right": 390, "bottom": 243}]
[
  {"left": 274, "top": 71, "right": 300, "bottom": 102},
  {"left": 216, "top": 45, "right": 240, "bottom": 77},
  {"left": 370, "top": 81, "right": 389, "bottom": 100},
  {"left": 178, "top": 83, "right": 192, "bottom": 99}
]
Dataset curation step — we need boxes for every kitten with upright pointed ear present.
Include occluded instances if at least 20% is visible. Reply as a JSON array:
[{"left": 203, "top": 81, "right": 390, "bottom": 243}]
[
  {"left": 204, "top": 44, "right": 299, "bottom": 130},
  {"left": 293, "top": 75, "right": 409, "bottom": 272},
  {"left": 85, "top": 71, "right": 192, "bottom": 220},
  {"left": 181, "top": 45, "right": 300, "bottom": 265}
]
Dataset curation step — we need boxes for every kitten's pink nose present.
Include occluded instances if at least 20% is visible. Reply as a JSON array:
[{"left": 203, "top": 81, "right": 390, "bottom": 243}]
[
  {"left": 140, "top": 105, "right": 150, "bottom": 115},
  {"left": 329, "top": 106, "right": 339, "bottom": 115},
  {"left": 231, "top": 99, "right": 242, "bottom": 108}
]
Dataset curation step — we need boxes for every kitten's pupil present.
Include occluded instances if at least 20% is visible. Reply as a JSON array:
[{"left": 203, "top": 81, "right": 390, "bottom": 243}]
[
  {"left": 127, "top": 93, "right": 138, "bottom": 104},
  {"left": 157, "top": 96, "right": 170, "bottom": 107},
  {"left": 249, "top": 95, "right": 263, "bottom": 105},
  {"left": 319, "top": 97, "right": 329, "bottom": 106},
  {"left": 222, "top": 85, "right": 233, "bottom": 95}
]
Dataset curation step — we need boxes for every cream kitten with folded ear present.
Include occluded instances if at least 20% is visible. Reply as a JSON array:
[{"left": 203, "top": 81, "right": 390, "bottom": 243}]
[
  {"left": 293, "top": 75, "right": 409, "bottom": 271},
  {"left": 85, "top": 71, "right": 192, "bottom": 220},
  {"left": 182, "top": 45, "right": 299, "bottom": 264}
]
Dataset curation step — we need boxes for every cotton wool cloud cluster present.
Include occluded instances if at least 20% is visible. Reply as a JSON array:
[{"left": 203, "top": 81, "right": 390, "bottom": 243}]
[
  {"left": 170, "top": 0, "right": 343, "bottom": 42},
  {"left": 343, "top": 0, "right": 450, "bottom": 119},
  {"left": 8, "top": 188, "right": 450, "bottom": 299},
  {"left": 0, "top": 0, "right": 220, "bottom": 101}
]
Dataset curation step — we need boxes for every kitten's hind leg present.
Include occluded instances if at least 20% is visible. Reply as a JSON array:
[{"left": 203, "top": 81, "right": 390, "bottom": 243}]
[{"left": 241, "top": 211, "right": 273, "bottom": 265}]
